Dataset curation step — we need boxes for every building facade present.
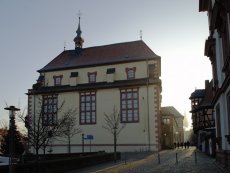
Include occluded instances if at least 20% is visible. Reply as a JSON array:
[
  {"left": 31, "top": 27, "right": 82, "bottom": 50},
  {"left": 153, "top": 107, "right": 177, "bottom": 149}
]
[
  {"left": 189, "top": 80, "right": 215, "bottom": 156},
  {"left": 161, "top": 106, "right": 184, "bottom": 149},
  {"left": 27, "top": 18, "right": 162, "bottom": 154},
  {"left": 199, "top": 0, "right": 230, "bottom": 166}
]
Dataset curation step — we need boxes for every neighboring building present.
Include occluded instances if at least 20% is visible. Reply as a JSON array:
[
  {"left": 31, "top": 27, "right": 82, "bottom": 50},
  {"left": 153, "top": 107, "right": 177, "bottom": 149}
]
[
  {"left": 27, "top": 17, "right": 162, "bottom": 154},
  {"left": 161, "top": 106, "right": 184, "bottom": 149},
  {"left": 199, "top": 0, "right": 230, "bottom": 166},
  {"left": 189, "top": 80, "right": 215, "bottom": 156}
]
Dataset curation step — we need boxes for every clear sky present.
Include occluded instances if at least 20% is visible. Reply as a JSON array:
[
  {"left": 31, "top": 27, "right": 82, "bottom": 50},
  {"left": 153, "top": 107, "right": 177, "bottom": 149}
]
[{"left": 0, "top": 0, "right": 211, "bottom": 128}]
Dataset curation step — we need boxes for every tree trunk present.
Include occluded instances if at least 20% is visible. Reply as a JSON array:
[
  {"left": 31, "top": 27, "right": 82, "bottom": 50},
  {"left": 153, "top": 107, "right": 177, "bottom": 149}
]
[
  {"left": 114, "top": 129, "right": 117, "bottom": 162},
  {"left": 36, "top": 147, "right": 39, "bottom": 160},
  {"left": 68, "top": 136, "right": 71, "bottom": 154}
]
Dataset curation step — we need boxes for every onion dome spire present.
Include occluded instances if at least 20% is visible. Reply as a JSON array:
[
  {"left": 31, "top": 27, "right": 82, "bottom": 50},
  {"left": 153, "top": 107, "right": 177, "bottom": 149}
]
[{"left": 74, "top": 15, "right": 84, "bottom": 49}]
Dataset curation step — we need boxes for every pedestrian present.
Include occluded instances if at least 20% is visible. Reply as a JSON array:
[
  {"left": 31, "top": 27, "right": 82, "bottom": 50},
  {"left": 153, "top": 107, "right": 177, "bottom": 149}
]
[
  {"left": 177, "top": 142, "right": 180, "bottom": 149},
  {"left": 174, "top": 142, "right": 177, "bottom": 149},
  {"left": 180, "top": 142, "right": 183, "bottom": 149},
  {"left": 184, "top": 142, "right": 187, "bottom": 149},
  {"left": 187, "top": 141, "right": 190, "bottom": 149}
]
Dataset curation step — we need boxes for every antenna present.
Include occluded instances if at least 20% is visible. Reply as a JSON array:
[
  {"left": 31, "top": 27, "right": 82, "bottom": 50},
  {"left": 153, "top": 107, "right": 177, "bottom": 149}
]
[{"left": 140, "top": 30, "right": 143, "bottom": 40}]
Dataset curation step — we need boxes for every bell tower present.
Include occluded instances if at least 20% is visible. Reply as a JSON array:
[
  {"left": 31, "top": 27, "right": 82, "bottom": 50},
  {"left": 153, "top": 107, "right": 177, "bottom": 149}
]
[{"left": 73, "top": 12, "right": 84, "bottom": 49}]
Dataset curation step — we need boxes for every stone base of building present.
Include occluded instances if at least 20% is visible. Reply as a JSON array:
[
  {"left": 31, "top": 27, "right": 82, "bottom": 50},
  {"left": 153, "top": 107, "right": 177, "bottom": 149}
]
[{"left": 216, "top": 149, "right": 230, "bottom": 167}]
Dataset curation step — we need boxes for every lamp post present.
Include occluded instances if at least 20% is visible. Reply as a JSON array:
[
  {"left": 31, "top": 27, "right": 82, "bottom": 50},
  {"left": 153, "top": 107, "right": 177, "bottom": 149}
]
[{"left": 4, "top": 106, "right": 20, "bottom": 173}]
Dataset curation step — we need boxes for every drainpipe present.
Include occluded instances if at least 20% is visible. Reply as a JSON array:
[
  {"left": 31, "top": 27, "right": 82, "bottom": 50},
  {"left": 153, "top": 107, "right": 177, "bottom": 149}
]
[{"left": 146, "top": 58, "right": 150, "bottom": 151}]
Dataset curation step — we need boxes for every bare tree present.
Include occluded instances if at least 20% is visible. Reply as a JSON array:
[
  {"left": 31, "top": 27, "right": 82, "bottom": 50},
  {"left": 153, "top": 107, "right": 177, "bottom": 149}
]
[
  {"left": 0, "top": 119, "right": 8, "bottom": 129},
  {"left": 102, "top": 106, "right": 125, "bottom": 162},
  {"left": 18, "top": 98, "right": 79, "bottom": 158},
  {"left": 58, "top": 109, "right": 82, "bottom": 153}
]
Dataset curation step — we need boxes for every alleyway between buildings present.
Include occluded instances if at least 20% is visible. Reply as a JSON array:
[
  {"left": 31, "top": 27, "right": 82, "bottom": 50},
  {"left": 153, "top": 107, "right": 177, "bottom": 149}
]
[{"left": 68, "top": 147, "right": 230, "bottom": 173}]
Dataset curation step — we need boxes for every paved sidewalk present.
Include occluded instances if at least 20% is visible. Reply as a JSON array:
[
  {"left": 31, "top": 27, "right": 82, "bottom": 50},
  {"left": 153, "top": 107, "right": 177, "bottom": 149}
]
[{"left": 67, "top": 147, "right": 230, "bottom": 173}]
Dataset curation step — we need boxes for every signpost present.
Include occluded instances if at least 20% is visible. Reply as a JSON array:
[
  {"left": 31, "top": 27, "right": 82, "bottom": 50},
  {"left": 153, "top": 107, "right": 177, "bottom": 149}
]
[{"left": 83, "top": 134, "right": 94, "bottom": 152}]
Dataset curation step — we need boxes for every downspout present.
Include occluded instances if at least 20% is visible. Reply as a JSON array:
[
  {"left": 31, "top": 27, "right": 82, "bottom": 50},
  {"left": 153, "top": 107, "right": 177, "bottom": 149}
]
[{"left": 146, "top": 58, "right": 150, "bottom": 151}]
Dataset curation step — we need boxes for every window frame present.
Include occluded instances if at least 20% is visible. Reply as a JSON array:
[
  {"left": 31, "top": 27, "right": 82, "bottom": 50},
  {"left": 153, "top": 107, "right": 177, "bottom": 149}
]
[
  {"left": 126, "top": 67, "right": 136, "bottom": 80},
  {"left": 162, "top": 118, "right": 170, "bottom": 125},
  {"left": 42, "top": 94, "right": 58, "bottom": 126},
  {"left": 120, "top": 88, "right": 139, "bottom": 123},
  {"left": 227, "top": 91, "right": 230, "bottom": 135},
  {"left": 88, "top": 72, "right": 97, "bottom": 83},
  {"left": 53, "top": 75, "right": 63, "bottom": 86},
  {"left": 79, "top": 91, "right": 96, "bottom": 125}
]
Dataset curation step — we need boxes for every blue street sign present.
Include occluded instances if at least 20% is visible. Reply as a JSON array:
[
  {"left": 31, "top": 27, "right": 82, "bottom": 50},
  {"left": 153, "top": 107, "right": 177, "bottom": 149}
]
[{"left": 84, "top": 134, "right": 93, "bottom": 140}]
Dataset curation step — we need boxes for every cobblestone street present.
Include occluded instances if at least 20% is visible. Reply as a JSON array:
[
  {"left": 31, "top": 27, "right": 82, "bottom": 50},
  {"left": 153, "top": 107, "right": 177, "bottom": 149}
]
[{"left": 70, "top": 147, "right": 230, "bottom": 173}]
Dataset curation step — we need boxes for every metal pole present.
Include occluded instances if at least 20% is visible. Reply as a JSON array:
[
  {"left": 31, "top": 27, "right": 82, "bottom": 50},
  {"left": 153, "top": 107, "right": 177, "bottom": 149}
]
[
  {"left": 195, "top": 151, "right": 197, "bottom": 164},
  {"left": 158, "top": 152, "right": 160, "bottom": 164},
  {"left": 176, "top": 153, "right": 178, "bottom": 164},
  {"left": 82, "top": 133, "right": 84, "bottom": 153}
]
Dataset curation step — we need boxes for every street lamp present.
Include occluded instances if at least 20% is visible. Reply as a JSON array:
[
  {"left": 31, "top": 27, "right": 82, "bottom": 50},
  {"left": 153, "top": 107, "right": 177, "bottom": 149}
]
[{"left": 4, "top": 106, "right": 20, "bottom": 173}]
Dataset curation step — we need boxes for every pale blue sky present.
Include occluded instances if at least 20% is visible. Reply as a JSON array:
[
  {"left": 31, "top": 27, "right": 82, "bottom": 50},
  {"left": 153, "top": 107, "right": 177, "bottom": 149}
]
[{"left": 0, "top": 0, "right": 211, "bottom": 127}]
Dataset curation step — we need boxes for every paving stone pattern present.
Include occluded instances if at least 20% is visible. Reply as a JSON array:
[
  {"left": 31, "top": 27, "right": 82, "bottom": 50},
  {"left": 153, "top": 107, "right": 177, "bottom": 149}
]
[{"left": 70, "top": 147, "right": 229, "bottom": 173}]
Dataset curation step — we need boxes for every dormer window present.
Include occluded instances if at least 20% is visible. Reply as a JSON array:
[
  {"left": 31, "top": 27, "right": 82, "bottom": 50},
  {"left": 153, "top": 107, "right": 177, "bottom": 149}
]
[
  {"left": 53, "top": 75, "right": 63, "bottom": 86},
  {"left": 88, "top": 72, "right": 97, "bottom": 83},
  {"left": 126, "top": 67, "right": 136, "bottom": 79},
  {"left": 70, "top": 72, "right": 79, "bottom": 77},
  {"left": 106, "top": 68, "right": 115, "bottom": 83}
]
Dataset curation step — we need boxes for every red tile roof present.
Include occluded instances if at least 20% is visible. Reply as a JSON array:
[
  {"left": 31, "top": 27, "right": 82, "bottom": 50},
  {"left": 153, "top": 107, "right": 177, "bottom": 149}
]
[{"left": 38, "top": 40, "right": 160, "bottom": 72}]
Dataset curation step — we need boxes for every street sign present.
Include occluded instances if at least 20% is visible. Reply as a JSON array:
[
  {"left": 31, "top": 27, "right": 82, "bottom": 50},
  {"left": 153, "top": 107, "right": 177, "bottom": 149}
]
[{"left": 84, "top": 134, "right": 93, "bottom": 140}]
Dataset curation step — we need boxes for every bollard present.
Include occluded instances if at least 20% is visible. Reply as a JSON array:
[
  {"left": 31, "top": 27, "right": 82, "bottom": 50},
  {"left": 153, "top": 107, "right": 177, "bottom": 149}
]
[
  {"left": 158, "top": 152, "right": 160, "bottom": 164},
  {"left": 195, "top": 151, "right": 197, "bottom": 164},
  {"left": 176, "top": 153, "right": 178, "bottom": 164}
]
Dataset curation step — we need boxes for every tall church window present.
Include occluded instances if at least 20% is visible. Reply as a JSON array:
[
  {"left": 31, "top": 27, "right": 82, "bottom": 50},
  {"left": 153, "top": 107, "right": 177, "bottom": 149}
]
[
  {"left": 80, "top": 91, "right": 96, "bottom": 124},
  {"left": 43, "top": 95, "right": 58, "bottom": 126},
  {"left": 120, "top": 88, "right": 139, "bottom": 123}
]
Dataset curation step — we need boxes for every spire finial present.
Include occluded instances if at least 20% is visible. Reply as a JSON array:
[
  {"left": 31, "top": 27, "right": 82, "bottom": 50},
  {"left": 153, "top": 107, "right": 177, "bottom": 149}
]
[
  {"left": 78, "top": 10, "right": 82, "bottom": 20},
  {"left": 74, "top": 10, "right": 84, "bottom": 49},
  {"left": 140, "top": 30, "right": 143, "bottom": 40},
  {"left": 64, "top": 41, "right": 66, "bottom": 51}
]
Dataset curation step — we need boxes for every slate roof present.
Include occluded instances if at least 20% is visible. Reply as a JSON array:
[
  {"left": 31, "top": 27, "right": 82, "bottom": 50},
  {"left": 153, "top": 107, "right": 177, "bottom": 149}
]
[
  {"left": 189, "top": 89, "right": 205, "bottom": 99},
  {"left": 161, "top": 106, "right": 183, "bottom": 117},
  {"left": 38, "top": 40, "right": 160, "bottom": 72}
]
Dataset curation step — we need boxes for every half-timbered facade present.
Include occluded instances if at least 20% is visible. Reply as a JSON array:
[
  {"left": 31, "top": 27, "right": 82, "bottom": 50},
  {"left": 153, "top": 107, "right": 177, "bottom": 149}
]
[
  {"left": 27, "top": 18, "right": 162, "bottom": 154},
  {"left": 189, "top": 80, "right": 215, "bottom": 156},
  {"left": 199, "top": 0, "right": 230, "bottom": 165}
]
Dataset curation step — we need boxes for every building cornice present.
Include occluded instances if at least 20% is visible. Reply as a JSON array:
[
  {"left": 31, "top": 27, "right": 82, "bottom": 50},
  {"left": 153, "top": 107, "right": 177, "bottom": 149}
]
[{"left": 27, "top": 78, "right": 161, "bottom": 95}]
